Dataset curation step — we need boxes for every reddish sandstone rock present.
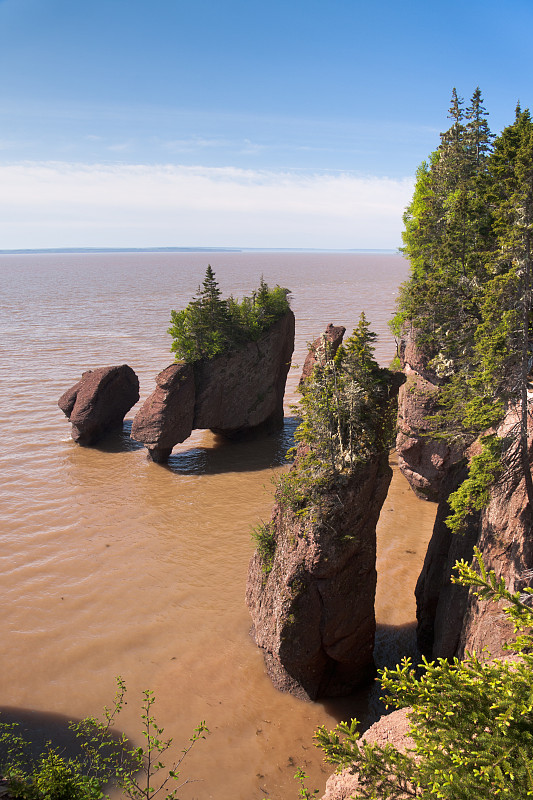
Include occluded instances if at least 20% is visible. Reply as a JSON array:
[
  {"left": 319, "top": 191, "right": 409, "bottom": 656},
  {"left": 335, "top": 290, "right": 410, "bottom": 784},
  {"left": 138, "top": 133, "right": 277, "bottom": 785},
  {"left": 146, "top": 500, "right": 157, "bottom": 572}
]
[
  {"left": 396, "top": 368, "right": 465, "bottom": 501},
  {"left": 455, "top": 405, "right": 533, "bottom": 659},
  {"left": 396, "top": 326, "right": 466, "bottom": 502},
  {"left": 194, "top": 309, "right": 295, "bottom": 435},
  {"left": 298, "top": 323, "right": 346, "bottom": 388},
  {"left": 131, "top": 309, "right": 295, "bottom": 461},
  {"left": 398, "top": 321, "right": 533, "bottom": 660},
  {"left": 398, "top": 324, "right": 437, "bottom": 381},
  {"left": 414, "top": 459, "right": 480, "bottom": 657},
  {"left": 246, "top": 452, "right": 391, "bottom": 701},
  {"left": 321, "top": 708, "right": 413, "bottom": 800},
  {"left": 131, "top": 363, "right": 195, "bottom": 462},
  {"left": 58, "top": 365, "right": 139, "bottom": 445}
]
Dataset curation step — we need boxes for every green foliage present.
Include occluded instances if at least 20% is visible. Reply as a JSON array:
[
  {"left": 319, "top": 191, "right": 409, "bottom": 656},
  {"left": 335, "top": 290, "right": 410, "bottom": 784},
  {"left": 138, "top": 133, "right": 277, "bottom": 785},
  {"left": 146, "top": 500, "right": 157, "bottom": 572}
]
[
  {"left": 0, "top": 679, "right": 208, "bottom": 800},
  {"left": 446, "top": 435, "right": 503, "bottom": 533},
  {"left": 313, "top": 551, "right": 533, "bottom": 799},
  {"left": 0, "top": 721, "right": 101, "bottom": 800},
  {"left": 394, "top": 88, "right": 533, "bottom": 518},
  {"left": 251, "top": 521, "right": 277, "bottom": 575},
  {"left": 168, "top": 267, "right": 291, "bottom": 362},
  {"left": 296, "top": 314, "right": 395, "bottom": 475},
  {"left": 396, "top": 91, "right": 532, "bottom": 435},
  {"left": 270, "top": 314, "right": 396, "bottom": 528},
  {"left": 293, "top": 767, "right": 319, "bottom": 800},
  {"left": 275, "top": 449, "right": 334, "bottom": 518}
]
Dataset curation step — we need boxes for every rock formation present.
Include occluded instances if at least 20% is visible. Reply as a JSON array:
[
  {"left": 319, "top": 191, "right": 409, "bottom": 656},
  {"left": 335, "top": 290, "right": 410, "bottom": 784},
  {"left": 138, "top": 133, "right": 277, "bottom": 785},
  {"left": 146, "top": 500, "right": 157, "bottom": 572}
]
[
  {"left": 414, "top": 459, "right": 480, "bottom": 658},
  {"left": 246, "top": 324, "right": 400, "bottom": 700},
  {"left": 298, "top": 323, "right": 346, "bottom": 387},
  {"left": 58, "top": 365, "right": 139, "bottom": 445},
  {"left": 246, "top": 452, "right": 391, "bottom": 700},
  {"left": 193, "top": 308, "right": 295, "bottom": 435},
  {"left": 396, "top": 326, "right": 465, "bottom": 502},
  {"left": 129, "top": 363, "right": 195, "bottom": 463},
  {"left": 397, "top": 327, "right": 533, "bottom": 660},
  {"left": 132, "top": 309, "right": 295, "bottom": 461},
  {"left": 454, "top": 405, "right": 533, "bottom": 659}
]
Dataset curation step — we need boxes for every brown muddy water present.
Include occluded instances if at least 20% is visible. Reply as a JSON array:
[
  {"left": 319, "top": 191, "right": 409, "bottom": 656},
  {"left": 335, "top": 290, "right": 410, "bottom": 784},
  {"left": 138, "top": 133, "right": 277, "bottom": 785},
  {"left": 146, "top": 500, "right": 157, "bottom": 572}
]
[{"left": 0, "top": 251, "right": 436, "bottom": 799}]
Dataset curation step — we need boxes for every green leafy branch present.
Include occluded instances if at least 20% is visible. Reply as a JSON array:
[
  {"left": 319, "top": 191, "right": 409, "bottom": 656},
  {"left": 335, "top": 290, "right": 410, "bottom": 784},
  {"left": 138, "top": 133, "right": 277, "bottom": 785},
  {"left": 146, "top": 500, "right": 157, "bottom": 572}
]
[{"left": 310, "top": 553, "right": 533, "bottom": 799}]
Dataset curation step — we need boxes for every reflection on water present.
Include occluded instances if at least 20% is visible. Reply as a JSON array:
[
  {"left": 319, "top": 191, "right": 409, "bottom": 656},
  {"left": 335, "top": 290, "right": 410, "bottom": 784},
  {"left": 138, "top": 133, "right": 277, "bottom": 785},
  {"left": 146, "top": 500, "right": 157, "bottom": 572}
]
[
  {"left": 160, "top": 418, "right": 297, "bottom": 476},
  {"left": 94, "top": 417, "right": 299, "bottom": 472},
  {"left": 0, "top": 252, "right": 436, "bottom": 800}
]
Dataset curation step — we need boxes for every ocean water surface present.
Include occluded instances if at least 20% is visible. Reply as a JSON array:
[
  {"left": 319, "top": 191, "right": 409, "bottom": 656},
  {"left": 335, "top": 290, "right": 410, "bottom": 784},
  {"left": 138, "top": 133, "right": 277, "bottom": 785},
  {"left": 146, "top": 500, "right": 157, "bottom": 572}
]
[{"left": 0, "top": 251, "right": 436, "bottom": 799}]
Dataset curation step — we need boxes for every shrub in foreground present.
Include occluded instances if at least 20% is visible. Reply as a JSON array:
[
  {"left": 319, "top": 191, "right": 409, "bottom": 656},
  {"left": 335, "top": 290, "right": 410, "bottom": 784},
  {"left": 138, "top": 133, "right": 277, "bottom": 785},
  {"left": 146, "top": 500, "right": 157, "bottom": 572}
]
[
  {"left": 0, "top": 679, "right": 208, "bottom": 800},
  {"left": 313, "top": 550, "right": 533, "bottom": 799}
]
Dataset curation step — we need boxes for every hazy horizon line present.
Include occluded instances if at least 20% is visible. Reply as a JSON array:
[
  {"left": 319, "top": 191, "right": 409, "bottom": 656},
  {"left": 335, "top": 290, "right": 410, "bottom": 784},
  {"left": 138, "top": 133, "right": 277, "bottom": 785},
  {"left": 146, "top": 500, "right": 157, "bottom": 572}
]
[{"left": 0, "top": 246, "right": 400, "bottom": 255}]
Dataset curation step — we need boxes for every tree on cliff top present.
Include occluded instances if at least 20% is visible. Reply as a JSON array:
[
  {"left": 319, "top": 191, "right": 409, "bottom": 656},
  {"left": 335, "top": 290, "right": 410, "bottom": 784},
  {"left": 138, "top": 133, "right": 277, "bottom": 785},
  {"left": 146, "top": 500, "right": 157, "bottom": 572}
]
[
  {"left": 297, "top": 314, "right": 393, "bottom": 471},
  {"left": 393, "top": 88, "right": 533, "bottom": 521},
  {"left": 168, "top": 267, "right": 291, "bottom": 363},
  {"left": 277, "top": 316, "right": 396, "bottom": 515}
]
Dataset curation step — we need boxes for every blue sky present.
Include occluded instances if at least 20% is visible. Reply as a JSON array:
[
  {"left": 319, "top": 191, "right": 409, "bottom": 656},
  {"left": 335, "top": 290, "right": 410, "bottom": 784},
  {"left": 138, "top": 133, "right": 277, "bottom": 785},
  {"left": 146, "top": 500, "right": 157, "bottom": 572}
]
[{"left": 1, "top": 0, "right": 532, "bottom": 249}]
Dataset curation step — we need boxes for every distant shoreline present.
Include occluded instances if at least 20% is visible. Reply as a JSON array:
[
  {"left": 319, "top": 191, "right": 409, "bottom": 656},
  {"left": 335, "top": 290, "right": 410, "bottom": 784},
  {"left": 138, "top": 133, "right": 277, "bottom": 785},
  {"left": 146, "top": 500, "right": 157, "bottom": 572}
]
[{"left": 0, "top": 246, "right": 400, "bottom": 255}]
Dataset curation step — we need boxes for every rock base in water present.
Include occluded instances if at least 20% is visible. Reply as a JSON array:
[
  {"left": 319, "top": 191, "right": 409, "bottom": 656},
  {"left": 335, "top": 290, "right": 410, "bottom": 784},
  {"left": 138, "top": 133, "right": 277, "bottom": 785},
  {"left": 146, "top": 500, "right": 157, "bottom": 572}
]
[
  {"left": 246, "top": 453, "right": 392, "bottom": 700},
  {"left": 58, "top": 364, "right": 139, "bottom": 445},
  {"left": 131, "top": 363, "right": 195, "bottom": 462}
]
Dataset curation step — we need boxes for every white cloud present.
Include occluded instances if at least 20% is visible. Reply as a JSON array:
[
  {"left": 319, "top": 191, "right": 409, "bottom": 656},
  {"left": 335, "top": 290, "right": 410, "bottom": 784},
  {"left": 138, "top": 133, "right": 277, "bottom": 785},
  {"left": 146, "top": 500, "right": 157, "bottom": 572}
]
[{"left": 0, "top": 161, "right": 414, "bottom": 249}]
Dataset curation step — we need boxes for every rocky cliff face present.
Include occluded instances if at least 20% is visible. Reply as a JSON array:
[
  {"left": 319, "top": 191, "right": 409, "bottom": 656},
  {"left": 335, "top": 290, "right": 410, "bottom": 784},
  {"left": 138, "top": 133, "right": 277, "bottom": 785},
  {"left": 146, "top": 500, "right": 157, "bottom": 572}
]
[
  {"left": 58, "top": 365, "right": 139, "bottom": 445},
  {"left": 298, "top": 323, "right": 346, "bottom": 387},
  {"left": 130, "top": 363, "right": 195, "bottom": 463},
  {"left": 398, "top": 328, "right": 533, "bottom": 660},
  {"left": 455, "top": 406, "right": 533, "bottom": 659},
  {"left": 132, "top": 309, "right": 295, "bottom": 461},
  {"left": 246, "top": 322, "right": 399, "bottom": 700},
  {"left": 396, "top": 326, "right": 465, "bottom": 502},
  {"left": 193, "top": 309, "right": 295, "bottom": 435},
  {"left": 246, "top": 451, "right": 391, "bottom": 701}
]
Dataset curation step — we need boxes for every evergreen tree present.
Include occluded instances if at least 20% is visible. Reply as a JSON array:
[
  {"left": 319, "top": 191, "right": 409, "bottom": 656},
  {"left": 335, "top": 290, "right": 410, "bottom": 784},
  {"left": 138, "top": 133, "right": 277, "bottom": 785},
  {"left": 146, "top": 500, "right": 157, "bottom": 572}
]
[
  {"left": 393, "top": 90, "right": 533, "bottom": 526},
  {"left": 486, "top": 108, "right": 533, "bottom": 507},
  {"left": 397, "top": 88, "right": 494, "bottom": 381},
  {"left": 465, "top": 86, "right": 493, "bottom": 169},
  {"left": 295, "top": 315, "right": 393, "bottom": 476},
  {"left": 168, "top": 268, "right": 291, "bottom": 362}
]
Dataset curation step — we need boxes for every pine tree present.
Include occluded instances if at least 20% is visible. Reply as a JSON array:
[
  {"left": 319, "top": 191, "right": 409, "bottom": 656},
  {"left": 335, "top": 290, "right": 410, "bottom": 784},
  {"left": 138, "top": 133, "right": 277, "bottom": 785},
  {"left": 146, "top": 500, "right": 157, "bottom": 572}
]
[
  {"left": 487, "top": 108, "right": 533, "bottom": 508},
  {"left": 168, "top": 269, "right": 290, "bottom": 362},
  {"left": 465, "top": 86, "right": 493, "bottom": 169},
  {"left": 295, "top": 316, "right": 393, "bottom": 476},
  {"left": 392, "top": 90, "right": 533, "bottom": 531}
]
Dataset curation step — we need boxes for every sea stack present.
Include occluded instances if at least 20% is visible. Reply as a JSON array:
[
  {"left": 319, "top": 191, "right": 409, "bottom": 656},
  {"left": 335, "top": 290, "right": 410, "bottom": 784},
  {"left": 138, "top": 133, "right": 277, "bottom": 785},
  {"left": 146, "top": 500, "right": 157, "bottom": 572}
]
[
  {"left": 132, "top": 309, "right": 295, "bottom": 461},
  {"left": 246, "top": 449, "right": 391, "bottom": 700},
  {"left": 58, "top": 364, "right": 139, "bottom": 445},
  {"left": 246, "top": 323, "right": 402, "bottom": 700}
]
